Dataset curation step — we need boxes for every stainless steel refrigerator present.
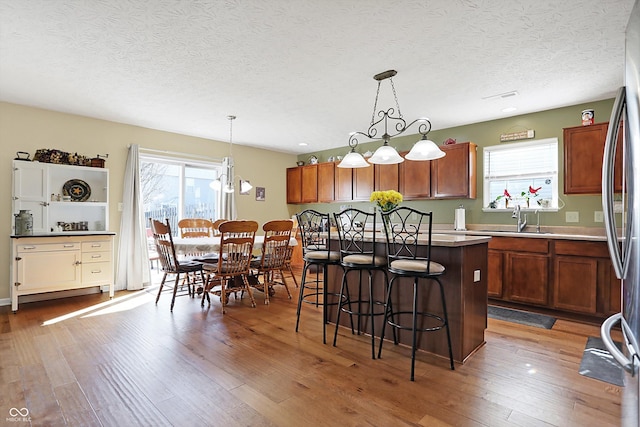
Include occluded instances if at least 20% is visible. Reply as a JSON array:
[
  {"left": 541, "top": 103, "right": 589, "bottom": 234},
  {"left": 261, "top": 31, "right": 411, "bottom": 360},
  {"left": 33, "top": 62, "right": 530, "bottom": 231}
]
[{"left": 601, "top": 1, "right": 640, "bottom": 426}]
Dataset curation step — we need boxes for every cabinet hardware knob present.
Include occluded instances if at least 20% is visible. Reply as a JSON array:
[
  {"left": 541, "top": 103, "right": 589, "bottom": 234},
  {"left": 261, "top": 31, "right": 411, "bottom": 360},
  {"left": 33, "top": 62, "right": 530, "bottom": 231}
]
[{"left": 74, "top": 261, "right": 82, "bottom": 265}]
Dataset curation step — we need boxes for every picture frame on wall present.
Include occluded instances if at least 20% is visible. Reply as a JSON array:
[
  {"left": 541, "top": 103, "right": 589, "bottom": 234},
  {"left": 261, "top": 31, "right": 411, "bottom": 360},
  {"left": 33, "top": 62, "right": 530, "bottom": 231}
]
[{"left": 256, "top": 187, "right": 265, "bottom": 201}]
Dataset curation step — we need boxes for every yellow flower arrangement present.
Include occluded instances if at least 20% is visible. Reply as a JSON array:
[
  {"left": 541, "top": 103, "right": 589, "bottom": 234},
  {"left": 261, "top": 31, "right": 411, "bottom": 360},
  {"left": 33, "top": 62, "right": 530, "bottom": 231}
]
[{"left": 370, "top": 190, "right": 403, "bottom": 213}]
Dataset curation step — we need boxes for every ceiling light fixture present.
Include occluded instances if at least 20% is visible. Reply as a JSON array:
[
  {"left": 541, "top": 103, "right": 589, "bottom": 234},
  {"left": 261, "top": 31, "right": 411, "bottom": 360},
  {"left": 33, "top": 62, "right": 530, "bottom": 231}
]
[
  {"left": 338, "top": 70, "right": 444, "bottom": 168},
  {"left": 210, "top": 115, "right": 253, "bottom": 193}
]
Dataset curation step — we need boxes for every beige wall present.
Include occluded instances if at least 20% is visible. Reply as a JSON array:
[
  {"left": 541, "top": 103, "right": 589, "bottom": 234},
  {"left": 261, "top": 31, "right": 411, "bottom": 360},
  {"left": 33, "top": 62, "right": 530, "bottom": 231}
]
[
  {"left": 294, "top": 98, "right": 617, "bottom": 229},
  {"left": 0, "top": 102, "right": 297, "bottom": 301}
]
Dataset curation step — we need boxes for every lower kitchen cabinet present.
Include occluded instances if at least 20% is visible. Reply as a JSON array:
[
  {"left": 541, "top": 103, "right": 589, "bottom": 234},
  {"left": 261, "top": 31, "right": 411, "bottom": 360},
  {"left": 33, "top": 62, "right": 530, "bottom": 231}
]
[
  {"left": 11, "top": 233, "right": 115, "bottom": 312},
  {"left": 488, "top": 236, "right": 622, "bottom": 319}
]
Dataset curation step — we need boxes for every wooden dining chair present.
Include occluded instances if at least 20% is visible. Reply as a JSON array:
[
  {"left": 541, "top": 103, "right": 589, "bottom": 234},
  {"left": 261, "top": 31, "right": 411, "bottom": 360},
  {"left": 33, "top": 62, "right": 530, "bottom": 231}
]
[
  {"left": 178, "top": 218, "right": 213, "bottom": 238},
  {"left": 150, "top": 218, "right": 205, "bottom": 311},
  {"left": 211, "top": 218, "right": 227, "bottom": 237},
  {"left": 250, "top": 219, "right": 293, "bottom": 304},
  {"left": 200, "top": 220, "right": 259, "bottom": 314}
]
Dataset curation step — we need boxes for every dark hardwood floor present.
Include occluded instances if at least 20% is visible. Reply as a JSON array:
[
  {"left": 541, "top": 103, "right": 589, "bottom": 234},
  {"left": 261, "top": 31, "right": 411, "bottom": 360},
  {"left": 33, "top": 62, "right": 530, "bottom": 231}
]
[{"left": 0, "top": 271, "right": 622, "bottom": 426}]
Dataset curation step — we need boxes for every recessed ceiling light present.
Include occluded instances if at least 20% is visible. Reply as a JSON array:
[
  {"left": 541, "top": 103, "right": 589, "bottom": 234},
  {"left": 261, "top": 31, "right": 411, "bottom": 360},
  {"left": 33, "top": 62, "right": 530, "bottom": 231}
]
[
  {"left": 298, "top": 142, "right": 308, "bottom": 146},
  {"left": 502, "top": 107, "right": 517, "bottom": 113}
]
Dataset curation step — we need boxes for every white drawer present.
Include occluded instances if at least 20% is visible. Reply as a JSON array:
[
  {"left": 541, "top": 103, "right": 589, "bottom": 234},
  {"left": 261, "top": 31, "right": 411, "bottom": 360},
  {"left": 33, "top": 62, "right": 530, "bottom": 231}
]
[
  {"left": 81, "top": 262, "right": 112, "bottom": 284},
  {"left": 82, "top": 240, "right": 112, "bottom": 252},
  {"left": 17, "top": 242, "right": 80, "bottom": 252},
  {"left": 81, "top": 251, "right": 112, "bottom": 264}
]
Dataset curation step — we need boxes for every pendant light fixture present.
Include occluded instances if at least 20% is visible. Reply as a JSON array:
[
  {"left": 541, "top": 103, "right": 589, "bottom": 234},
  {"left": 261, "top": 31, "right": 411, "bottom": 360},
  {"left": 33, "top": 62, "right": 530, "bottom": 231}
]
[
  {"left": 338, "top": 69, "right": 445, "bottom": 168},
  {"left": 210, "top": 115, "right": 253, "bottom": 193}
]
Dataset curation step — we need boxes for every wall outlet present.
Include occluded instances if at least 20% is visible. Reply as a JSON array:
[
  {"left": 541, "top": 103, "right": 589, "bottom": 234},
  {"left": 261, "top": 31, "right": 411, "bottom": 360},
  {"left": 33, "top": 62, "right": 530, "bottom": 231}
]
[
  {"left": 594, "top": 211, "right": 604, "bottom": 222},
  {"left": 613, "top": 201, "right": 623, "bottom": 213},
  {"left": 473, "top": 270, "right": 481, "bottom": 282},
  {"left": 565, "top": 211, "right": 579, "bottom": 222},
  {"left": 118, "top": 202, "right": 123, "bottom": 212}
]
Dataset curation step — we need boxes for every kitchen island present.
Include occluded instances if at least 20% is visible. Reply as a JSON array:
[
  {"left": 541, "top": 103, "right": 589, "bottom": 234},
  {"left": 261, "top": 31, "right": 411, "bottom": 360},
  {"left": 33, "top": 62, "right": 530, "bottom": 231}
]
[{"left": 326, "top": 233, "right": 491, "bottom": 364}]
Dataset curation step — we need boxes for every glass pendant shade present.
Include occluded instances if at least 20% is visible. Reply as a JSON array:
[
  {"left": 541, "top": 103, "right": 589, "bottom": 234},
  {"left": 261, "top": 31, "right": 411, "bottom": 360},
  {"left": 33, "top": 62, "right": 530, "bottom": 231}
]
[
  {"left": 240, "top": 180, "right": 253, "bottom": 193},
  {"left": 367, "top": 144, "right": 404, "bottom": 165},
  {"left": 210, "top": 179, "right": 222, "bottom": 190},
  {"left": 338, "top": 151, "right": 370, "bottom": 168},
  {"left": 405, "top": 136, "right": 446, "bottom": 161}
]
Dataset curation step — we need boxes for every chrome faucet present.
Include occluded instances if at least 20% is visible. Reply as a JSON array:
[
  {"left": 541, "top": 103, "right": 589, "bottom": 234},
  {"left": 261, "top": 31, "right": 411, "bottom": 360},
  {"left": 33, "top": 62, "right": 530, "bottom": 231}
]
[{"left": 512, "top": 205, "right": 527, "bottom": 232}]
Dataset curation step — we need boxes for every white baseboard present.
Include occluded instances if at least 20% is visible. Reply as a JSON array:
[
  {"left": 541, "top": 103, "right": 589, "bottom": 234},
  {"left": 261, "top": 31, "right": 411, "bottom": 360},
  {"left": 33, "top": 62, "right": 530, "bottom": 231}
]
[{"left": 0, "top": 298, "right": 10, "bottom": 307}]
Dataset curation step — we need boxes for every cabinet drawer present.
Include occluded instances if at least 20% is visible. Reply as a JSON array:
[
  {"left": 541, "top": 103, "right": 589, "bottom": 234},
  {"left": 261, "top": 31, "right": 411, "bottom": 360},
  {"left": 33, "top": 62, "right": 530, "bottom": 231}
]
[
  {"left": 17, "top": 242, "right": 80, "bottom": 252},
  {"left": 554, "top": 240, "right": 610, "bottom": 258},
  {"left": 82, "top": 251, "right": 111, "bottom": 263},
  {"left": 82, "top": 240, "right": 112, "bottom": 252},
  {"left": 488, "top": 237, "right": 549, "bottom": 254},
  {"left": 81, "top": 262, "right": 112, "bottom": 283}
]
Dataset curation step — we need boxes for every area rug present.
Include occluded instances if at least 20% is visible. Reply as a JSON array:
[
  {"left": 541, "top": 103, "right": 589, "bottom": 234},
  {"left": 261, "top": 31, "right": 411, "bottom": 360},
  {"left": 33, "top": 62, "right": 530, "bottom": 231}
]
[
  {"left": 578, "top": 336, "right": 624, "bottom": 387},
  {"left": 487, "top": 305, "right": 556, "bottom": 329}
]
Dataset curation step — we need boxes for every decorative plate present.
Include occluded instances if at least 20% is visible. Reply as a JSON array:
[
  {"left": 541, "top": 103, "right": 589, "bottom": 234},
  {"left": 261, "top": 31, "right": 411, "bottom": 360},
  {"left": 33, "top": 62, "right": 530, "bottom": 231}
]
[{"left": 63, "top": 179, "right": 91, "bottom": 201}]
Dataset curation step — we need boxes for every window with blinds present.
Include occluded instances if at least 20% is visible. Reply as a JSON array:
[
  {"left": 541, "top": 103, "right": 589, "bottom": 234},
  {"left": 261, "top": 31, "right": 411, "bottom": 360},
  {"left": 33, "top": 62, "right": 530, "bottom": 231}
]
[{"left": 483, "top": 138, "right": 558, "bottom": 210}]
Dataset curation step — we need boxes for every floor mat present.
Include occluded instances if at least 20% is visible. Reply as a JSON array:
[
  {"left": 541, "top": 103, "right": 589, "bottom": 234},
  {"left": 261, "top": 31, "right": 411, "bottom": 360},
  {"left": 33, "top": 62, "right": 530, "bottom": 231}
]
[
  {"left": 578, "top": 336, "right": 625, "bottom": 387},
  {"left": 487, "top": 305, "right": 556, "bottom": 329}
]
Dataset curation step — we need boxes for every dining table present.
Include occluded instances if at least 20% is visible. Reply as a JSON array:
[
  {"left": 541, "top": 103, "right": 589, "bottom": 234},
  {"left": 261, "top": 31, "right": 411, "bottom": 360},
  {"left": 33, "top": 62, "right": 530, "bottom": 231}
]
[{"left": 171, "top": 235, "right": 297, "bottom": 256}]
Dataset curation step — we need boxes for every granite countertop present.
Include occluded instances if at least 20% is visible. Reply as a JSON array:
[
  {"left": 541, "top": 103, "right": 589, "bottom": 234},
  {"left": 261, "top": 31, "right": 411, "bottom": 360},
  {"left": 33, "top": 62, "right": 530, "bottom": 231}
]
[{"left": 435, "top": 224, "right": 609, "bottom": 242}]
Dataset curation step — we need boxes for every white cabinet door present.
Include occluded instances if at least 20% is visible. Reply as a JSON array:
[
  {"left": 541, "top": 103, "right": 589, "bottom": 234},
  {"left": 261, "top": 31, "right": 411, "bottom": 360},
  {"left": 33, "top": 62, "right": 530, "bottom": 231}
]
[
  {"left": 15, "top": 249, "right": 81, "bottom": 292},
  {"left": 12, "top": 161, "right": 49, "bottom": 233}
]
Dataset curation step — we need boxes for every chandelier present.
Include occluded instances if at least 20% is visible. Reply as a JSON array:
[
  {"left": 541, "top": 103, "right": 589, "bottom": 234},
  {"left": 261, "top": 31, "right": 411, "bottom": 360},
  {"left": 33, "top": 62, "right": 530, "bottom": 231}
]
[
  {"left": 210, "top": 115, "right": 253, "bottom": 193},
  {"left": 338, "top": 70, "right": 445, "bottom": 168}
]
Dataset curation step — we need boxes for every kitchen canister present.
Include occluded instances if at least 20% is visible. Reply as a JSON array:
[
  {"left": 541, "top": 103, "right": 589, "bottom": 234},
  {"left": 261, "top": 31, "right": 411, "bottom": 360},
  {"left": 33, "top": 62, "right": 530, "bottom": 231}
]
[{"left": 14, "top": 209, "right": 33, "bottom": 235}]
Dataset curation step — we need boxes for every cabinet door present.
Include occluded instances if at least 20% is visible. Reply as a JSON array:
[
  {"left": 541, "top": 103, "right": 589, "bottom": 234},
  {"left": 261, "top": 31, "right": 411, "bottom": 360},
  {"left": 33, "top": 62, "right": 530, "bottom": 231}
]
[
  {"left": 399, "top": 155, "right": 431, "bottom": 199},
  {"left": 334, "top": 165, "right": 353, "bottom": 201},
  {"left": 317, "top": 162, "right": 335, "bottom": 202},
  {"left": 601, "top": 259, "right": 622, "bottom": 315},
  {"left": 506, "top": 252, "right": 549, "bottom": 305},
  {"left": 286, "top": 167, "right": 302, "bottom": 204},
  {"left": 554, "top": 256, "right": 597, "bottom": 313},
  {"left": 563, "top": 122, "right": 623, "bottom": 194},
  {"left": 374, "top": 163, "right": 399, "bottom": 191},
  {"left": 353, "top": 166, "right": 374, "bottom": 201},
  {"left": 13, "top": 161, "right": 48, "bottom": 232},
  {"left": 487, "top": 249, "right": 504, "bottom": 298},
  {"left": 301, "top": 165, "right": 318, "bottom": 203},
  {"left": 16, "top": 250, "right": 81, "bottom": 292},
  {"left": 431, "top": 142, "right": 477, "bottom": 199}
]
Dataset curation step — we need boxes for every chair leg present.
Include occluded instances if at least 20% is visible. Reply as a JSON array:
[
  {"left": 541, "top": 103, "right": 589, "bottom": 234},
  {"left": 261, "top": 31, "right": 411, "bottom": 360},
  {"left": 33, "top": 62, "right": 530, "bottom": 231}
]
[
  {"left": 242, "top": 275, "right": 257, "bottom": 308},
  {"left": 437, "top": 277, "right": 455, "bottom": 371},
  {"left": 295, "top": 263, "right": 310, "bottom": 333},
  {"left": 170, "top": 273, "right": 181, "bottom": 312},
  {"left": 156, "top": 272, "right": 168, "bottom": 304},
  {"left": 377, "top": 276, "right": 396, "bottom": 359},
  {"left": 278, "top": 268, "right": 292, "bottom": 299},
  {"left": 410, "top": 278, "right": 419, "bottom": 381}
]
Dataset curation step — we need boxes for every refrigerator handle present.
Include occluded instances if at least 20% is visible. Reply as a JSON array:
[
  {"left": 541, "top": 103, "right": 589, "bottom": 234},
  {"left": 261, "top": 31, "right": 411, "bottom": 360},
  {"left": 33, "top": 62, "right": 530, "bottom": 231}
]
[
  {"left": 601, "top": 313, "right": 637, "bottom": 375},
  {"left": 602, "top": 86, "right": 625, "bottom": 279}
]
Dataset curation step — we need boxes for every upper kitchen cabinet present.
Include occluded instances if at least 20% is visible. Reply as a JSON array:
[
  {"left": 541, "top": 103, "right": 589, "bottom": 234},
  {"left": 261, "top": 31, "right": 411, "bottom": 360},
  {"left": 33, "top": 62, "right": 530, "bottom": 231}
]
[
  {"left": 374, "top": 163, "right": 399, "bottom": 192},
  {"left": 353, "top": 165, "right": 374, "bottom": 201},
  {"left": 317, "top": 162, "right": 335, "bottom": 203},
  {"left": 12, "top": 160, "right": 109, "bottom": 233},
  {"left": 399, "top": 152, "right": 431, "bottom": 199},
  {"left": 287, "top": 164, "right": 318, "bottom": 204},
  {"left": 431, "top": 142, "right": 477, "bottom": 199},
  {"left": 563, "top": 122, "right": 623, "bottom": 194},
  {"left": 334, "top": 163, "right": 353, "bottom": 201}
]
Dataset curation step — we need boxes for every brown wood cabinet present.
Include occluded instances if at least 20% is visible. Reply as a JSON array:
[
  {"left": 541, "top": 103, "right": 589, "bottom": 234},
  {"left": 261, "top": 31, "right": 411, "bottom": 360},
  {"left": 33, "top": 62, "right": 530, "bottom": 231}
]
[
  {"left": 353, "top": 165, "right": 374, "bottom": 201},
  {"left": 488, "top": 236, "right": 622, "bottom": 319},
  {"left": 399, "top": 151, "right": 431, "bottom": 199},
  {"left": 489, "top": 237, "right": 549, "bottom": 306},
  {"left": 286, "top": 164, "right": 318, "bottom": 204},
  {"left": 374, "top": 163, "right": 399, "bottom": 191},
  {"left": 334, "top": 163, "right": 353, "bottom": 201},
  {"left": 431, "top": 142, "right": 477, "bottom": 199},
  {"left": 317, "top": 162, "right": 335, "bottom": 203},
  {"left": 553, "top": 240, "right": 621, "bottom": 316},
  {"left": 563, "top": 122, "right": 623, "bottom": 194}
]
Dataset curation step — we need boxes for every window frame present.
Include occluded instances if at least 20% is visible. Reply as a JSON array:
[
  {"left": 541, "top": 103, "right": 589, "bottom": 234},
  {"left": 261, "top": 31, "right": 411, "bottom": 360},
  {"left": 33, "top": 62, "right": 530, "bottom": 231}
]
[{"left": 482, "top": 138, "right": 559, "bottom": 212}]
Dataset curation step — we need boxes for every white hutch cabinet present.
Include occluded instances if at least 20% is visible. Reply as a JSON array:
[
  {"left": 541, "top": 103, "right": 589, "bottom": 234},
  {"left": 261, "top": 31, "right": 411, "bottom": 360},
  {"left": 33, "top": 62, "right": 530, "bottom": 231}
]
[{"left": 10, "top": 160, "right": 115, "bottom": 312}]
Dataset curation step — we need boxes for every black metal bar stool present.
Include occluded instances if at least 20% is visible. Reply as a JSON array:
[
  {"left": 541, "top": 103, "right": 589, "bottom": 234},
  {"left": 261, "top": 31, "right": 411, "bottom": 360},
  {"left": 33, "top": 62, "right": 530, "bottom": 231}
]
[
  {"left": 332, "top": 208, "right": 390, "bottom": 359},
  {"left": 377, "top": 206, "right": 454, "bottom": 380},
  {"left": 295, "top": 210, "right": 344, "bottom": 344}
]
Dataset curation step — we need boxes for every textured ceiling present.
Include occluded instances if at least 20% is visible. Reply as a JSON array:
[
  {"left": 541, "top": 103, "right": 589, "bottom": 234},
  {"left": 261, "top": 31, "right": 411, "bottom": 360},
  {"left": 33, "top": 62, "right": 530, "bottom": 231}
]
[{"left": 0, "top": 0, "right": 635, "bottom": 154}]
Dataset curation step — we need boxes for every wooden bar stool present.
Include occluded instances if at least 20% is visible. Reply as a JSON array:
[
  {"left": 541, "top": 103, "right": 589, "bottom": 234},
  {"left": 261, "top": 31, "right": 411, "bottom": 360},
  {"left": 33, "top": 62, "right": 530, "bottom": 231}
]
[
  {"left": 332, "top": 208, "right": 389, "bottom": 359},
  {"left": 377, "top": 206, "right": 455, "bottom": 380}
]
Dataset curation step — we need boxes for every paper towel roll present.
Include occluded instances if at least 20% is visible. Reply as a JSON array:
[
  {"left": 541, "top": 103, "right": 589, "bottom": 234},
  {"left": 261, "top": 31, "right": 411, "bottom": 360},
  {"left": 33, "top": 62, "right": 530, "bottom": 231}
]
[{"left": 454, "top": 208, "right": 466, "bottom": 231}]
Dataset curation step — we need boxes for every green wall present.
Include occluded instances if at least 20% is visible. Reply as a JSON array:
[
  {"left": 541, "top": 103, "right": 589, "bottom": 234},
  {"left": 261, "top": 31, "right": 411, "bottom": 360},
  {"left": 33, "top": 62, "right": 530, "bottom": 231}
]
[{"left": 294, "top": 99, "right": 616, "bottom": 229}]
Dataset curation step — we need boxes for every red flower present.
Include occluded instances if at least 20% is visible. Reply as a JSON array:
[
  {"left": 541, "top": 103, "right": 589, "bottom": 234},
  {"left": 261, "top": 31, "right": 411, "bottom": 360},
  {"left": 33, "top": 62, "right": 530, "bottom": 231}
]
[
  {"left": 529, "top": 186, "right": 542, "bottom": 195},
  {"left": 504, "top": 189, "right": 512, "bottom": 199}
]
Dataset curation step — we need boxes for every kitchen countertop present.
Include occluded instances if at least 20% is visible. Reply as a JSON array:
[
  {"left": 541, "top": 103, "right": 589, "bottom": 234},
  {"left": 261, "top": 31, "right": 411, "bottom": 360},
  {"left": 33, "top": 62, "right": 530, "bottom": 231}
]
[
  {"left": 438, "top": 225, "right": 608, "bottom": 242},
  {"left": 11, "top": 231, "right": 116, "bottom": 238}
]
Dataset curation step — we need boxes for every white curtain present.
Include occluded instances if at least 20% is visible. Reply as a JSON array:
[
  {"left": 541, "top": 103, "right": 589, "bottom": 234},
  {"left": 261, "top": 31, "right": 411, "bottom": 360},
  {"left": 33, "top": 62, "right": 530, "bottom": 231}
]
[
  {"left": 115, "top": 144, "right": 151, "bottom": 290},
  {"left": 220, "top": 156, "right": 237, "bottom": 220}
]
